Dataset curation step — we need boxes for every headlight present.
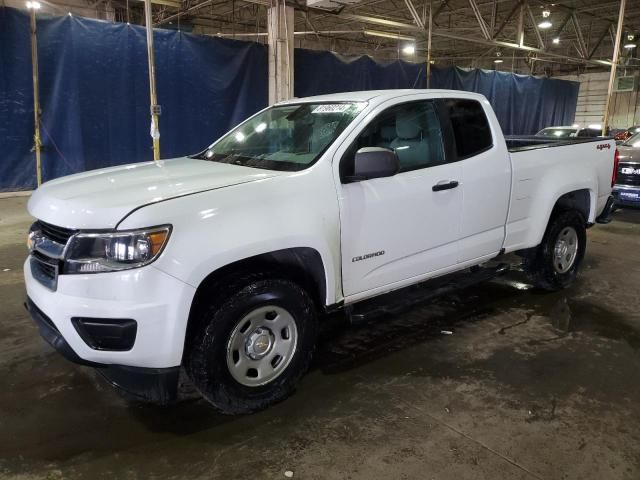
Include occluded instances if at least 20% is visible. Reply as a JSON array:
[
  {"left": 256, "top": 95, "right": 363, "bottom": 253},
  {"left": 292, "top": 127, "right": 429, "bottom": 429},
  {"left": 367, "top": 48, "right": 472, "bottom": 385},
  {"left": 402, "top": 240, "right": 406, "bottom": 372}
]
[{"left": 63, "top": 225, "right": 171, "bottom": 274}]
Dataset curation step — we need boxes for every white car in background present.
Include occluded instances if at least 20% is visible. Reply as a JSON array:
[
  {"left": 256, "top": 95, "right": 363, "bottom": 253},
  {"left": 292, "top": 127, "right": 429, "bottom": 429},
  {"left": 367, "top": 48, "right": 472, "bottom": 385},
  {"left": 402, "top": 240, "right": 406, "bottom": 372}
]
[{"left": 25, "top": 89, "right": 617, "bottom": 413}]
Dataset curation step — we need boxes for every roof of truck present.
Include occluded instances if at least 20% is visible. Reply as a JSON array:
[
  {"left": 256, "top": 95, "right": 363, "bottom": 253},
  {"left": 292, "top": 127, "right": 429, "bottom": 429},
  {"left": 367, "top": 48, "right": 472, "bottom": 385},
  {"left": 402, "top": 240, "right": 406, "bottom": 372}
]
[{"left": 278, "top": 89, "right": 486, "bottom": 105}]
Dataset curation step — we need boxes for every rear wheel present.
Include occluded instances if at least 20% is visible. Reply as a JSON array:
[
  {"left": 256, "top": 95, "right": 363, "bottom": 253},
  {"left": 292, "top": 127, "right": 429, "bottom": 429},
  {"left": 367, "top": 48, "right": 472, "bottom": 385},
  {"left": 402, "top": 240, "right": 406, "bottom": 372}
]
[
  {"left": 185, "top": 277, "right": 317, "bottom": 414},
  {"left": 523, "top": 210, "right": 587, "bottom": 291}
]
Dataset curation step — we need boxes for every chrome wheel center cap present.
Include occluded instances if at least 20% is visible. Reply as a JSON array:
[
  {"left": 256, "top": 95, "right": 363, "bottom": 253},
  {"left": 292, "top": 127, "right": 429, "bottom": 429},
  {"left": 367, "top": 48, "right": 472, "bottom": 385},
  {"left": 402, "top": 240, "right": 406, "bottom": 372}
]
[{"left": 245, "top": 327, "right": 274, "bottom": 360}]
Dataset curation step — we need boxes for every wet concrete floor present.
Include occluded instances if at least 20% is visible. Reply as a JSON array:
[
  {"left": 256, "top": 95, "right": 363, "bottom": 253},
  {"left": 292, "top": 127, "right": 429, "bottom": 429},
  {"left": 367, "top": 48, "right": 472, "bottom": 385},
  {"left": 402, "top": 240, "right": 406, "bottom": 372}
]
[{"left": 1, "top": 196, "right": 639, "bottom": 479}]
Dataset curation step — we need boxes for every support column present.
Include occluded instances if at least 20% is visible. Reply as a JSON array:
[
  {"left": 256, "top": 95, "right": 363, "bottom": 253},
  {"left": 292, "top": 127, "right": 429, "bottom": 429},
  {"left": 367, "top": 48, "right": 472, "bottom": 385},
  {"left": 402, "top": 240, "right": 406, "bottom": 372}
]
[
  {"left": 268, "top": 2, "right": 294, "bottom": 105},
  {"left": 28, "top": 4, "right": 42, "bottom": 186},
  {"left": 602, "top": 0, "right": 626, "bottom": 136},
  {"left": 144, "top": 0, "right": 161, "bottom": 160}
]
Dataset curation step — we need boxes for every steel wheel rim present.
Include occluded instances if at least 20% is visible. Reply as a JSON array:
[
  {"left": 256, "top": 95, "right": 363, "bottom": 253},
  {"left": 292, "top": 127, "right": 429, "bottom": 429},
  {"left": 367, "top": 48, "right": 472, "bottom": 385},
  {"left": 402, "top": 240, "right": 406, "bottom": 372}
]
[
  {"left": 553, "top": 226, "right": 578, "bottom": 274},
  {"left": 226, "top": 305, "right": 298, "bottom": 387}
]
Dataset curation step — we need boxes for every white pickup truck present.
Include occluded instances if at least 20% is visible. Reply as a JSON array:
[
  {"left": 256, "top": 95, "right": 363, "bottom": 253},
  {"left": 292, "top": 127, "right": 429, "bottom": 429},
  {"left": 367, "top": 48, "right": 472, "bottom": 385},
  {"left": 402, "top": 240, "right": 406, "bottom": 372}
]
[{"left": 25, "top": 89, "right": 617, "bottom": 413}]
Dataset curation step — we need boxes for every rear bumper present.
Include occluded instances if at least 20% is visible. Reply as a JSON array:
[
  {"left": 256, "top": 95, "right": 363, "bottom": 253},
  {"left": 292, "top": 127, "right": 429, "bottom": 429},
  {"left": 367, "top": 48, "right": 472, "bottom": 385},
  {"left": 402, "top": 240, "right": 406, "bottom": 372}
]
[
  {"left": 25, "top": 297, "right": 180, "bottom": 404},
  {"left": 613, "top": 185, "right": 640, "bottom": 207}
]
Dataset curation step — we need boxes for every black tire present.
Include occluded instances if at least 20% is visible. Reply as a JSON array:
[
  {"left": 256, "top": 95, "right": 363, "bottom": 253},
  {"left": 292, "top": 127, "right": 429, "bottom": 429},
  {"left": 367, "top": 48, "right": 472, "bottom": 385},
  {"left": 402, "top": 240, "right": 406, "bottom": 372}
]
[
  {"left": 523, "top": 210, "right": 587, "bottom": 291},
  {"left": 185, "top": 277, "right": 317, "bottom": 414}
]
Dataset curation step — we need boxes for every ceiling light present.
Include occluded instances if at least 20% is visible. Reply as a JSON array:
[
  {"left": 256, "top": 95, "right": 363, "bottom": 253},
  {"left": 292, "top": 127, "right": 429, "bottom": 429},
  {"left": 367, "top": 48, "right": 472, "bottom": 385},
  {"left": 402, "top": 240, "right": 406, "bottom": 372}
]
[
  {"left": 494, "top": 59, "right": 504, "bottom": 64},
  {"left": 552, "top": 37, "right": 560, "bottom": 44},
  {"left": 624, "top": 35, "right": 637, "bottom": 49},
  {"left": 26, "top": 1, "right": 41, "bottom": 9},
  {"left": 402, "top": 44, "right": 416, "bottom": 55},
  {"left": 538, "top": 20, "right": 552, "bottom": 29}
]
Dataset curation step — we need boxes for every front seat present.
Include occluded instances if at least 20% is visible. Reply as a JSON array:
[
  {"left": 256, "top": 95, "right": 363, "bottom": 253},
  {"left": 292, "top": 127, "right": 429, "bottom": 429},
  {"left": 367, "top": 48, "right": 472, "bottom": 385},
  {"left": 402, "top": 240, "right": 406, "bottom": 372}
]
[{"left": 389, "top": 109, "right": 429, "bottom": 171}]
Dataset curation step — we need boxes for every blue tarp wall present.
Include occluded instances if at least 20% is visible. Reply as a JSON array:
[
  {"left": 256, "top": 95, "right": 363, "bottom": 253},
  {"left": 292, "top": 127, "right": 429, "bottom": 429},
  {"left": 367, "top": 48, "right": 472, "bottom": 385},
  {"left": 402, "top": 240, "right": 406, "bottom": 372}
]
[
  {"left": 295, "top": 48, "right": 579, "bottom": 136},
  {"left": 1, "top": 7, "right": 579, "bottom": 190},
  {"left": 0, "top": 7, "right": 267, "bottom": 190}
]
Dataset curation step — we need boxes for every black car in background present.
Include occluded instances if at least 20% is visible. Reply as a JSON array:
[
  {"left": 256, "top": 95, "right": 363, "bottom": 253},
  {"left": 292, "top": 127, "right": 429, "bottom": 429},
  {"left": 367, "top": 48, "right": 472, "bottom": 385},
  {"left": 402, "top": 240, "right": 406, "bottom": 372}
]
[{"left": 613, "top": 132, "right": 640, "bottom": 208}]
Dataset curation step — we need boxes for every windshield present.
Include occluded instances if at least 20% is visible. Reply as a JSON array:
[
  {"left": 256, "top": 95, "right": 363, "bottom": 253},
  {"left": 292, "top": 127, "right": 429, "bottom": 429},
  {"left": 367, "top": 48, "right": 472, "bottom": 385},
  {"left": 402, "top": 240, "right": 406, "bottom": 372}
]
[
  {"left": 194, "top": 102, "right": 367, "bottom": 171},
  {"left": 624, "top": 131, "right": 640, "bottom": 147},
  {"left": 537, "top": 127, "right": 576, "bottom": 138}
]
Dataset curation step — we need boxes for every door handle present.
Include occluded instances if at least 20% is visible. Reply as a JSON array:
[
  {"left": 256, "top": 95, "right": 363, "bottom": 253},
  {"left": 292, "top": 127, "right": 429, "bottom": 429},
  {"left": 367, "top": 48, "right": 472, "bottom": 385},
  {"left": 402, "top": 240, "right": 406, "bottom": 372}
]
[{"left": 432, "top": 180, "right": 459, "bottom": 192}]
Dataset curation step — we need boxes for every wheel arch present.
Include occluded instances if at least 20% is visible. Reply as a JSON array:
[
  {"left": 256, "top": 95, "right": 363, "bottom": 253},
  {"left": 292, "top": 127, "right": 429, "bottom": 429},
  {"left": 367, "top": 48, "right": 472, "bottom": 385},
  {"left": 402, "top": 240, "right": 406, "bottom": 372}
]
[
  {"left": 184, "top": 247, "right": 328, "bottom": 353},
  {"left": 552, "top": 188, "right": 593, "bottom": 223}
]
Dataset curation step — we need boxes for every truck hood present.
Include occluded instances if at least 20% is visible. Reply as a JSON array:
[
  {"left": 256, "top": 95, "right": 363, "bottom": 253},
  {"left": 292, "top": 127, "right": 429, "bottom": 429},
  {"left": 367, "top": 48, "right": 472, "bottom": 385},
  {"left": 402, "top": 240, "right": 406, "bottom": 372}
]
[{"left": 28, "top": 157, "right": 280, "bottom": 229}]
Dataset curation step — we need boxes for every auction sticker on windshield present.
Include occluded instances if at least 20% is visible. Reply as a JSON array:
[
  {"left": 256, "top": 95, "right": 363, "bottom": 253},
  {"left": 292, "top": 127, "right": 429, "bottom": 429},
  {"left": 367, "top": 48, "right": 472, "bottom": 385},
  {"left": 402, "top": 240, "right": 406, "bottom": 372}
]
[{"left": 312, "top": 104, "right": 353, "bottom": 114}]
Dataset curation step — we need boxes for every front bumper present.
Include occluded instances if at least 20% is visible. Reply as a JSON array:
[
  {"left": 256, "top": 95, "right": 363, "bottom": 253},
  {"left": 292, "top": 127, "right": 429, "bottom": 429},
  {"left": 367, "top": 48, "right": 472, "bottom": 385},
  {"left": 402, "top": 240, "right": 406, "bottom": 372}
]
[
  {"left": 24, "top": 258, "right": 196, "bottom": 402},
  {"left": 25, "top": 297, "right": 180, "bottom": 403}
]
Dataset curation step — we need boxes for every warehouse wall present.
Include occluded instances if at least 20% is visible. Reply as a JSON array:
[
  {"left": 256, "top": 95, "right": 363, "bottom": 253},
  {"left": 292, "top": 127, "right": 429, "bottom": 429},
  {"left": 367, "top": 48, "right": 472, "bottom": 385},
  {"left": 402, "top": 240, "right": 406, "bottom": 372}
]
[{"left": 558, "top": 71, "right": 640, "bottom": 128}]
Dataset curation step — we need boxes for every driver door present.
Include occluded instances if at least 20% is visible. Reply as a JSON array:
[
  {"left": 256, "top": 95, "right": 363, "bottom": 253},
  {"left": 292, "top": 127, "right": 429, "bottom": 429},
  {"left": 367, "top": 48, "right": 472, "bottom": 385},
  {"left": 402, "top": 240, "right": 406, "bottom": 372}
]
[{"left": 338, "top": 99, "right": 463, "bottom": 298}]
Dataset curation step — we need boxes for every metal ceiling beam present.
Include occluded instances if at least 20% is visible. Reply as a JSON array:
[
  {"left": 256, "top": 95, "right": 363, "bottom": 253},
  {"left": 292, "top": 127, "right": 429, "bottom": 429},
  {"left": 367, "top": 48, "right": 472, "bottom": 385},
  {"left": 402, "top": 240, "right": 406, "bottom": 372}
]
[
  {"left": 337, "top": 12, "right": 422, "bottom": 31},
  {"left": 433, "top": 30, "right": 612, "bottom": 67},
  {"left": 492, "top": 0, "right": 521, "bottom": 40},
  {"left": 588, "top": 24, "right": 611, "bottom": 59},
  {"left": 133, "top": 0, "right": 181, "bottom": 7},
  {"left": 432, "top": 0, "right": 449, "bottom": 26},
  {"left": 571, "top": 12, "right": 588, "bottom": 58},
  {"left": 525, "top": 3, "right": 544, "bottom": 50},
  {"left": 334, "top": 11, "right": 613, "bottom": 68},
  {"left": 467, "top": 0, "right": 491, "bottom": 40},
  {"left": 403, "top": 0, "right": 424, "bottom": 29},
  {"left": 154, "top": 0, "right": 215, "bottom": 26},
  {"left": 516, "top": 1, "right": 524, "bottom": 47},
  {"left": 551, "top": 11, "right": 572, "bottom": 40}
]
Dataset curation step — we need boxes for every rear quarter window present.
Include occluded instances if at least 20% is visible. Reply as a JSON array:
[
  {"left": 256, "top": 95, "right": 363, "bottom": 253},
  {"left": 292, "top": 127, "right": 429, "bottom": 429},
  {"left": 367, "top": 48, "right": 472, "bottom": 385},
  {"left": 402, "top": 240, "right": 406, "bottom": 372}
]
[{"left": 442, "top": 99, "right": 493, "bottom": 159}]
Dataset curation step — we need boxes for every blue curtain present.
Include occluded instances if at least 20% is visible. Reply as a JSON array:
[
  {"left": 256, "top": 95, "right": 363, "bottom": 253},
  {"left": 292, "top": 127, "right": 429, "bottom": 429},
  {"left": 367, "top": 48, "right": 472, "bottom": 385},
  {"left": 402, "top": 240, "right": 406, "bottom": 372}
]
[
  {"left": 0, "top": 8, "right": 35, "bottom": 191},
  {"left": 430, "top": 67, "right": 579, "bottom": 135},
  {"left": 294, "top": 48, "right": 579, "bottom": 137},
  {"left": 294, "top": 48, "right": 425, "bottom": 96},
  {"left": 0, "top": 7, "right": 267, "bottom": 190}
]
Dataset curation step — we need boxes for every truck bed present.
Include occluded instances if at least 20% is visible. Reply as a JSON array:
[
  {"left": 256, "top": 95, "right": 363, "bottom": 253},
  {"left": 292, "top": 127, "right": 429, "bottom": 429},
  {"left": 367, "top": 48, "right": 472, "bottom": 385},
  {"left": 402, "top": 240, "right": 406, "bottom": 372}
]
[{"left": 506, "top": 135, "right": 612, "bottom": 153}]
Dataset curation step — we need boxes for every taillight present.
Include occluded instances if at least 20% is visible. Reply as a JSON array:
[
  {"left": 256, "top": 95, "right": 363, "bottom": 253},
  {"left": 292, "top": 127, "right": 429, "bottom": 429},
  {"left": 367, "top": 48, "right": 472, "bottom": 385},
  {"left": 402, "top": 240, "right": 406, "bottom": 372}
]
[{"left": 612, "top": 148, "right": 620, "bottom": 188}]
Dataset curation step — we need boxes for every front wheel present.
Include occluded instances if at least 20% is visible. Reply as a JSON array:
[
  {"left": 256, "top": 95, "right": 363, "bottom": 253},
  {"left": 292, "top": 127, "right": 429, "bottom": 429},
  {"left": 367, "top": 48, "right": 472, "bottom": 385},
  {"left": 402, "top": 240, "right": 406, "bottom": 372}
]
[
  {"left": 185, "top": 278, "right": 317, "bottom": 414},
  {"left": 523, "top": 210, "right": 587, "bottom": 291}
]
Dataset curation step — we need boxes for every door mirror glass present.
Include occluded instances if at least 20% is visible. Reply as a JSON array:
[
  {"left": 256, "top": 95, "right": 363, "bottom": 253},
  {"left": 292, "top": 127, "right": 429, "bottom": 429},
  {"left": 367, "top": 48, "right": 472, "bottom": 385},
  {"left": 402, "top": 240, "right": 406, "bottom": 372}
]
[{"left": 346, "top": 147, "right": 400, "bottom": 182}]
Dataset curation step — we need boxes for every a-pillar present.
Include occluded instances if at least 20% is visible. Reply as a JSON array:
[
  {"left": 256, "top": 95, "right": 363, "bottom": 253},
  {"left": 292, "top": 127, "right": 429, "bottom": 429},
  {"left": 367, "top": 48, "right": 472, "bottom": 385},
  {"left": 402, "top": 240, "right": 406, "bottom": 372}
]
[{"left": 268, "top": 2, "right": 294, "bottom": 105}]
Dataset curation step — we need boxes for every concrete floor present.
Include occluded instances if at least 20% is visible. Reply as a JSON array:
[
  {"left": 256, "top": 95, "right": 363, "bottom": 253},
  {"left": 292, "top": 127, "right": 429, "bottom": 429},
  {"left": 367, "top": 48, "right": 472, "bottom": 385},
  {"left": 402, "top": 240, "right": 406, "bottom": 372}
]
[{"left": 1, "top": 196, "right": 639, "bottom": 480}]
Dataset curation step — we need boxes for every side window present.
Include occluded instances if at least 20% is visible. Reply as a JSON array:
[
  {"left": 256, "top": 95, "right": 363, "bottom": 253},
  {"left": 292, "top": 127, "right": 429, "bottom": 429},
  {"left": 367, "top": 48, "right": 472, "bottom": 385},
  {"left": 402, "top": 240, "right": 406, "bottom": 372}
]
[
  {"left": 442, "top": 99, "right": 493, "bottom": 159},
  {"left": 340, "top": 100, "right": 446, "bottom": 179}
]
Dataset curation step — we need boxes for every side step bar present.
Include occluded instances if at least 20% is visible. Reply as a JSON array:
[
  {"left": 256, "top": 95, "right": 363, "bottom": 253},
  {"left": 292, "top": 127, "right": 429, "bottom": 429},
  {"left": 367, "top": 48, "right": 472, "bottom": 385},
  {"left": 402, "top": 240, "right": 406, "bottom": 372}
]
[{"left": 348, "top": 263, "right": 510, "bottom": 325}]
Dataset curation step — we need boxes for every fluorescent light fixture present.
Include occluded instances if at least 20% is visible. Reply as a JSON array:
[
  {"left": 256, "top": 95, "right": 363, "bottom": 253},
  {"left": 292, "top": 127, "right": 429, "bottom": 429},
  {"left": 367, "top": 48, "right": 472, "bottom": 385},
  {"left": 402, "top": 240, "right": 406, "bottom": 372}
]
[
  {"left": 402, "top": 45, "right": 416, "bottom": 55},
  {"left": 538, "top": 20, "right": 552, "bottom": 29},
  {"left": 494, "top": 59, "right": 504, "bottom": 64},
  {"left": 254, "top": 123, "right": 267, "bottom": 133},
  {"left": 26, "top": 1, "right": 41, "bottom": 9},
  {"left": 364, "top": 30, "right": 414, "bottom": 42},
  {"left": 624, "top": 42, "right": 637, "bottom": 49},
  {"left": 552, "top": 37, "right": 560, "bottom": 45}
]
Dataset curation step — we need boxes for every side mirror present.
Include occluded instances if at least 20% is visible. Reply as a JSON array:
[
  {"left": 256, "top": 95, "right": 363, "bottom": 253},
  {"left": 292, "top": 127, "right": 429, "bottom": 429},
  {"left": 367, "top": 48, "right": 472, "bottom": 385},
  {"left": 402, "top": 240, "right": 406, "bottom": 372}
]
[{"left": 346, "top": 147, "right": 400, "bottom": 183}]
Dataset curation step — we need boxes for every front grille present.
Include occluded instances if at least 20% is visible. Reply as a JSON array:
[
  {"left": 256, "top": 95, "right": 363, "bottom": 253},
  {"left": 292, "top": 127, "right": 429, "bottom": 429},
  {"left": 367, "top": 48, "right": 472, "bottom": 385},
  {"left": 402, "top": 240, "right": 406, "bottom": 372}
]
[
  {"left": 36, "top": 221, "right": 77, "bottom": 245},
  {"left": 617, "top": 163, "right": 640, "bottom": 187},
  {"left": 30, "top": 251, "right": 59, "bottom": 291}
]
